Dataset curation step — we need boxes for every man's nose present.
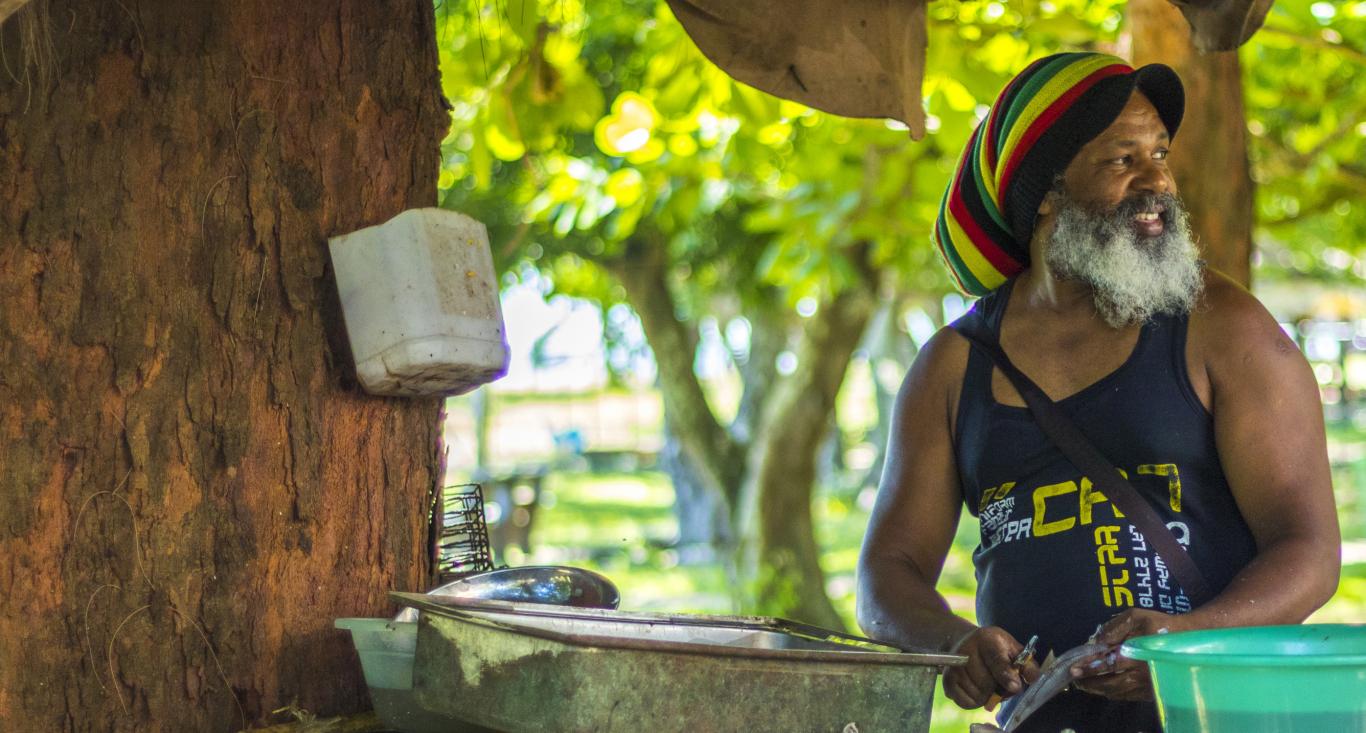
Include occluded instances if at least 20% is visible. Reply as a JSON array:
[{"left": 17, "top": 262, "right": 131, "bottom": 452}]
[{"left": 1131, "top": 159, "right": 1172, "bottom": 195}]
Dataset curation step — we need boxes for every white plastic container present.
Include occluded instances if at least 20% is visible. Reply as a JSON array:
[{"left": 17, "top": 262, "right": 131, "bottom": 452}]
[{"left": 329, "top": 208, "right": 510, "bottom": 397}]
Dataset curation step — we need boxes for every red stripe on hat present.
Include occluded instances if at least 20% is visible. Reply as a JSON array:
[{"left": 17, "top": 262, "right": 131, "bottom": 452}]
[
  {"left": 984, "top": 64, "right": 1039, "bottom": 171},
  {"left": 948, "top": 185, "right": 1021, "bottom": 277},
  {"left": 998, "top": 64, "right": 1130, "bottom": 195}
]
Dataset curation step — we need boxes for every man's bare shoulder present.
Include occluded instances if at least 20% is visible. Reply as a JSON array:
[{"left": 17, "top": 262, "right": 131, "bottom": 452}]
[
  {"left": 893, "top": 324, "right": 974, "bottom": 432},
  {"left": 1190, "top": 268, "right": 1304, "bottom": 374},
  {"left": 907, "top": 324, "right": 973, "bottom": 390}
]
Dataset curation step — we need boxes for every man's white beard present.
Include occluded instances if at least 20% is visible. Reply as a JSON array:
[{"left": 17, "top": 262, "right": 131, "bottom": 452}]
[{"left": 1044, "top": 191, "right": 1204, "bottom": 328}]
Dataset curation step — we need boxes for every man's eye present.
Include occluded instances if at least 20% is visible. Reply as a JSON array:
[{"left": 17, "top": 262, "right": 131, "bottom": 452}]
[
  {"left": 1153, "top": 149, "right": 1169, "bottom": 160},
  {"left": 1112, "top": 155, "right": 1132, "bottom": 166}
]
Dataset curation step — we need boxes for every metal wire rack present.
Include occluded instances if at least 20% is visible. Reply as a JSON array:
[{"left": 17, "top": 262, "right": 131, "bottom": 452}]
[{"left": 435, "top": 483, "right": 495, "bottom": 583}]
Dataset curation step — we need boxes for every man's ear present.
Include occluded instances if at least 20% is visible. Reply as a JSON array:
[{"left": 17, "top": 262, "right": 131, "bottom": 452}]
[{"left": 1038, "top": 191, "right": 1058, "bottom": 217}]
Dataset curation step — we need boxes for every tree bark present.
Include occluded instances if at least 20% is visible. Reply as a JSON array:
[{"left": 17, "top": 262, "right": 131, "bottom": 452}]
[
  {"left": 739, "top": 257, "right": 876, "bottom": 629},
  {"left": 1130, "top": 0, "right": 1255, "bottom": 287},
  {"left": 0, "top": 2, "right": 447, "bottom": 731}
]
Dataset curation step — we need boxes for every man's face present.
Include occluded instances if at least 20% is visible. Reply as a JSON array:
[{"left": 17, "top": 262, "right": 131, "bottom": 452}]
[
  {"left": 1041, "top": 92, "right": 1203, "bottom": 328},
  {"left": 1056, "top": 90, "right": 1178, "bottom": 233}
]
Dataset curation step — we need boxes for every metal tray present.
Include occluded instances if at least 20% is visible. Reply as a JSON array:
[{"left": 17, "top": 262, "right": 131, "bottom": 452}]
[{"left": 393, "top": 592, "right": 964, "bottom": 733}]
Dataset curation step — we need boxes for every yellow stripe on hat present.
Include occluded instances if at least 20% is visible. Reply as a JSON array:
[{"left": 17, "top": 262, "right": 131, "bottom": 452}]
[
  {"left": 943, "top": 212, "right": 1008, "bottom": 292},
  {"left": 977, "top": 108, "right": 1000, "bottom": 208},
  {"left": 993, "top": 54, "right": 1119, "bottom": 191}
]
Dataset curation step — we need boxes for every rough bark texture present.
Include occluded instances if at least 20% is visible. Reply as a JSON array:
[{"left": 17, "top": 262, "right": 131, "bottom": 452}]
[
  {"left": 0, "top": 2, "right": 447, "bottom": 731},
  {"left": 1131, "top": 0, "right": 1255, "bottom": 287},
  {"left": 740, "top": 277, "right": 875, "bottom": 630}
]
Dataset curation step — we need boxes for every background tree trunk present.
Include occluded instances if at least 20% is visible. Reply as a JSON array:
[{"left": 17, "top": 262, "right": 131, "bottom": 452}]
[
  {"left": 0, "top": 2, "right": 447, "bottom": 731},
  {"left": 739, "top": 282, "right": 875, "bottom": 629},
  {"left": 609, "top": 235, "right": 746, "bottom": 517},
  {"left": 1129, "top": 0, "right": 1255, "bottom": 287},
  {"left": 613, "top": 233, "right": 874, "bottom": 626}
]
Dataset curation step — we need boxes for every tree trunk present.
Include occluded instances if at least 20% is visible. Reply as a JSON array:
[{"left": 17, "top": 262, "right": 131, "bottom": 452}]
[
  {"left": 610, "top": 235, "right": 745, "bottom": 514},
  {"left": 616, "top": 232, "right": 874, "bottom": 627},
  {"left": 1129, "top": 0, "right": 1254, "bottom": 287},
  {"left": 739, "top": 264, "right": 876, "bottom": 629},
  {"left": 0, "top": 2, "right": 447, "bottom": 731}
]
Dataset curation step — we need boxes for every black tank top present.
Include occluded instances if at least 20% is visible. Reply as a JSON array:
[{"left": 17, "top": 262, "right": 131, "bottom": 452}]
[{"left": 951, "top": 281, "right": 1258, "bottom": 729}]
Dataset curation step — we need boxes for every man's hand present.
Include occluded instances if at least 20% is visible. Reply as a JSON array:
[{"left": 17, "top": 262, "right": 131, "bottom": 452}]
[
  {"left": 944, "top": 626, "right": 1040, "bottom": 710},
  {"left": 1070, "top": 610, "right": 1188, "bottom": 701}
]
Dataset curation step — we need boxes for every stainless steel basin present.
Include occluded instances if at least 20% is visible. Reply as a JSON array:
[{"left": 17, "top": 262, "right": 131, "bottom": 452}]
[{"left": 393, "top": 593, "right": 965, "bottom": 733}]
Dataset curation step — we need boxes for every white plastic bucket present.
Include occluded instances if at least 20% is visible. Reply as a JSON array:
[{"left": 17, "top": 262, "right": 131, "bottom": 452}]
[{"left": 329, "top": 208, "right": 509, "bottom": 397}]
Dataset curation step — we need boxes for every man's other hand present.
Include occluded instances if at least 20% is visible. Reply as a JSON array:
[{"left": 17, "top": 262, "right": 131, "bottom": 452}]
[
  {"left": 944, "top": 626, "right": 1040, "bottom": 710},
  {"left": 1070, "top": 609, "right": 1189, "bottom": 701}
]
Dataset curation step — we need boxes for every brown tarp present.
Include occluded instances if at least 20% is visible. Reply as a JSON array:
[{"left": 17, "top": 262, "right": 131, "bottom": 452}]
[
  {"left": 0, "top": 0, "right": 30, "bottom": 26},
  {"left": 666, "top": 0, "right": 1272, "bottom": 137},
  {"left": 1170, "top": 0, "right": 1275, "bottom": 52},
  {"left": 667, "top": 0, "right": 929, "bottom": 138}
]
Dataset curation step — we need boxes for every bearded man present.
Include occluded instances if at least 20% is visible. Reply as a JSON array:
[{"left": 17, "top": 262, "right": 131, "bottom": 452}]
[{"left": 856, "top": 52, "right": 1340, "bottom": 732}]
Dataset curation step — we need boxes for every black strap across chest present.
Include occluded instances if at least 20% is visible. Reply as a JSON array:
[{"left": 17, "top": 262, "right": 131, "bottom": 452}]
[{"left": 951, "top": 321, "right": 1214, "bottom": 606}]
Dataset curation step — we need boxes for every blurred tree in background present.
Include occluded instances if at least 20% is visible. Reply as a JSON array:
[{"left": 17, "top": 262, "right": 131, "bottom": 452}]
[
  {"left": 433, "top": 0, "right": 1365, "bottom": 626},
  {"left": 1245, "top": 1, "right": 1366, "bottom": 285}
]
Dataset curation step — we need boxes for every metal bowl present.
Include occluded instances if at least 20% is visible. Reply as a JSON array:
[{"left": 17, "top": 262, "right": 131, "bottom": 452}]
[{"left": 394, "top": 566, "right": 619, "bottom": 622}]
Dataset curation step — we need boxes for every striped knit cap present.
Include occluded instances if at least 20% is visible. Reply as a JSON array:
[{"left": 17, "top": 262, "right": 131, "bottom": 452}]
[{"left": 933, "top": 52, "right": 1184, "bottom": 295}]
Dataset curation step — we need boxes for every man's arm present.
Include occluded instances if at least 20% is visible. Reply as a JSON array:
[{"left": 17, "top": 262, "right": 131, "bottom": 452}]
[
  {"left": 856, "top": 329, "right": 1035, "bottom": 709},
  {"left": 1079, "top": 272, "right": 1341, "bottom": 699}
]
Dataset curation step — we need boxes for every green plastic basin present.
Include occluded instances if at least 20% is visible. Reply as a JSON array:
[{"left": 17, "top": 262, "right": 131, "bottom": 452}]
[{"left": 1122, "top": 624, "right": 1366, "bottom": 733}]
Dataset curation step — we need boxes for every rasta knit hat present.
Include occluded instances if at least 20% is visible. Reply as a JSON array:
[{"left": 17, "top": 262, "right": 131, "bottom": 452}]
[{"left": 933, "top": 52, "right": 1184, "bottom": 296}]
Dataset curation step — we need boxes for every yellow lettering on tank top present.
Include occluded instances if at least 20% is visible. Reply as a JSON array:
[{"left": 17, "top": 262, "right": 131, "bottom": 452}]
[
  {"left": 978, "top": 481, "right": 1017, "bottom": 511},
  {"left": 1032, "top": 480, "right": 1078, "bottom": 536},
  {"left": 1078, "top": 470, "right": 1129, "bottom": 525},
  {"left": 1137, "top": 464, "right": 1182, "bottom": 512},
  {"left": 1095, "top": 525, "right": 1134, "bottom": 608}
]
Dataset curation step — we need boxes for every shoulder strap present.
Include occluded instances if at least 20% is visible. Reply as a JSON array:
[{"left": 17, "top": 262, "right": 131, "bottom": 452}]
[{"left": 951, "top": 322, "right": 1213, "bottom": 606}]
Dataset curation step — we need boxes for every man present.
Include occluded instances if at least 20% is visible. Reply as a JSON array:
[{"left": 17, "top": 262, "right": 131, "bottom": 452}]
[{"left": 856, "top": 52, "right": 1340, "bottom": 732}]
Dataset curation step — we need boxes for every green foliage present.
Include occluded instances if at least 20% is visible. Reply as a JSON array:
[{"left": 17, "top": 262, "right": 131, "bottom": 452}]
[
  {"left": 433, "top": 0, "right": 1139, "bottom": 312},
  {"left": 1244, "top": 0, "right": 1366, "bottom": 283},
  {"left": 436, "top": 0, "right": 1364, "bottom": 312}
]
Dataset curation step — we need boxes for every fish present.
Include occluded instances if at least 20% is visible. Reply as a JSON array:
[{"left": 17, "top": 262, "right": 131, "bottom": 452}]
[
  {"left": 999, "top": 639, "right": 1111, "bottom": 732},
  {"left": 965, "top": 626, "right": 1115, "bottom": 733}
]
